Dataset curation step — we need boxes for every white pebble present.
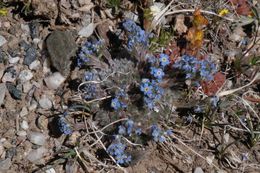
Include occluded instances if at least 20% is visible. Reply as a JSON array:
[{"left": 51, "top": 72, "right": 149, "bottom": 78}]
[
  {"left": 28, "top": 132, "right": 47, "bottom": 146},
  {"left": 45, "top": 168, "right": 56, "bottom": 173},
  {"left": 22, "top": 81, "right": 32, "bottom": 93},
  {"left": 8, "top": 56, "right": 20, "bottom": 64},
  {"left": 19, "top": 70, "right": 33, "bottom": 83},
  {"left": 44, "top": 72, "right": 65, "bottom": 90},
  {"left": 29, "top": 60, "right": 41, "bottom": 70},
  {"left": 2, "top": 72, "right": 16, "bottom": 83},
  {"left": 39, "top": 95, "right": 52, "bottom": 109},
  {"left": 17, "top": 130, "right": 27, "bottom": 137},
  {"left": 26, "top": 147, "right": 47, "bottom": 163},
  {"left": 21, "top": 120, "right": 29, "bottom": 130},
  {"left": 20, "top": 107, "right": 28, "bottom": 117}
]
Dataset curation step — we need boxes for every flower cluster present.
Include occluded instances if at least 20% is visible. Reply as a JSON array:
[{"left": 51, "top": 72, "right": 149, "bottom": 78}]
[
  {"left": 107, "top": 141, "right": 132, "bottom": 165},
  {"left": 111, "top": 90, "right": 128, "bottom": 110},
  {"left": 151, "top": 125, "right": 173, "bottom": 142},
  {"left": 57, "top": 117, "right": 72, "bottom": 135},
  {"left": 122, "top": 19, "right": 150, "bottom": 50},
  {"left": 82, "top": 71, "right": 97, "bottom": 100},
  {"left": 173, "top": 55, "right": 217, "bottom": 81},
  {"left": 118, "top": 119, "right": 142, "bottom": 136},
  {"left": 140, "top": 79, "right": 164, "bottom": 109},
  {"left": 77, "top": 40, "right": 103, "bottom": 67}
]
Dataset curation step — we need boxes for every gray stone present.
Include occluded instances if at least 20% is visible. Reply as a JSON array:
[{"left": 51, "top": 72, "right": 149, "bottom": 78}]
[
  {"left": 18, "top": 70, "right": 33, "bottom": 83},
  {"left": 0, "top": 35, "right": 7, "bottom": 47},
  {"left": 24, "top": 46, "right": 37, "bottom": 66},
  {"left": 8, "top": 56, "right": 20, "bottom": 64},
  {"left": 78, "top": 23, "right": 95, "bottom": 37},
  {"left": 194, "top": 167, "right": 204, "bottom": 173},
  {"left": 28, "top": 132, "right": 47, "bottom": 146},
  {"left": 26, "top": 147, "right": 47, "bottom": 163},
  {"left": 39, "top": 95, "right": 52, "bottom": 109},
  {"left": 46, "top": 30, "right": 77, "bottom": 76},
  {"left": 0, "top": 158, "right": 11, "bottom": 171},
  {"left": 0, "top": 83, "right": 6, "bottom": 105},
  {"left": 6, "top": 82, "right": 22, "bottom": 100}
]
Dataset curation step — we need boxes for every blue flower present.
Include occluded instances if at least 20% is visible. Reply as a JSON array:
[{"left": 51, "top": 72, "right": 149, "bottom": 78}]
[
  {"left": 135, "top": 128, "right": 142, "bottom": 135},
  {"left": 150, "top": 67, "right": 165, "bottom": 80},
  {"left": 122, "top": 19, "right": 149, "bottom": 50},
  {"left": 107, "top": 141, "right": 131, "bottom": 165},
  {"left": 125, "top": 120, "right": 134, "bottom": 135},
  {"left": 111, "top": 98, "right": 121, "bottom": 110},
  {"left": 173, "top": 55, "right": 217, "bottom": 81},
  {"left": 210, "top": 96, "right": 219, "bottom": 107},
  {"left": 140, "top": 79, "right": 164, "bottom": 110},
  {"left": 118, "top": 125, "right": 126, "bottom": 135},
  {"left": 140, "top": 82, "right": 153, "bottom": 96},
  {"left": 150, "top": 125, "right": 172, "bottom": 142},
  {"left": 57, "top": 117, "right": 72, "bottom": 135},
  {"left": 77, "top": 40, "right": 102, "bottom": 67},
  {"left": 159, "top": 53, "right": 170, "bottom": 67}
]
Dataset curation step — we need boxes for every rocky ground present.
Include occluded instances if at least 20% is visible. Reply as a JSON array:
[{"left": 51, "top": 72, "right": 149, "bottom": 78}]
[{"left": 0, "top": 0, "right": 260, "bottom": 173}]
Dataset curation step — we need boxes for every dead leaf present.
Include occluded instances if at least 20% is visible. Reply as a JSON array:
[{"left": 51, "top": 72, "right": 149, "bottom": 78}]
[
  {"left": 78, "top": 23, "right": 95, "bottom": 37},
  {"left": 174, "top": 14, "right": 187, "bottom": 35},
  {"left": 193, "top": 9, "right": 209, "bottom": 29},
  {"left": 201, "top": 72, "right": 226, "bottom": 96},
  {"left": 229, "top": 26, "right": 246, "bottom": 42},
  {"left": 229, "top": 0, "right": 252, "bottom": 16}
]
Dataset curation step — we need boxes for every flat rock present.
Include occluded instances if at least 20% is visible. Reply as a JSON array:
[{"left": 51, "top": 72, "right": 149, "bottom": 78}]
[
  {"left": 0, "top": 83, "right": 6, "bottom": 105},
  {"left": 46, "top": 30, "right": 77, "bottom": 76},
  {"left": 28, "top": 132, "right": 47, "bottom": 146},
  {"left": 26, "top": 147, "right": 47, "bottom": 163},
  {"left": 0, "top": 158, "right": 11, "bottom": 171},
  {"left": 0, "top": 35, "right": 7, "bottom": 47}
]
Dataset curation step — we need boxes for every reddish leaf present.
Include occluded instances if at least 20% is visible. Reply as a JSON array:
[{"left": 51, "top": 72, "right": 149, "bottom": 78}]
[
  {"left": 201, "top": 72, "right": 226, "bottom": 96},
  {"left": 229, "top": 0, "right": 252, "bottom": 16}
]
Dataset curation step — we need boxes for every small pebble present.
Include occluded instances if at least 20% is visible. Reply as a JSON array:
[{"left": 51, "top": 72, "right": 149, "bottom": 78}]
[
  {"left": 8, "top": 56, "right": 20, "bottom": 64},
  {"left": 6, "top": 82, "right": 22, "bottom": 100},
  {"left": 28, "top": 132, "right": 47, "bottom": 146},
  {"left": 0, "top": 143, "right": 4, "bottom": 157},
  {"left": 2, "top": 72, "right": 16, "bottom": 83},
  {"left": 20, "top": 107, "right": 28, "bottom": 117},
  {"left": 26, "top": 147, "right": 47, "bottom": 163},
  {"left": 24, "top": 46, "right": 37, "bottom": 66},
  {"left": 17, "top": 131, "right": 27, "bottom": 137},
  {"left": 21, "top": 120, "right": 29, "bottom": 130},
  {"left": 194, "top": 167, "right": 204, "bottom": 173},
  {"left": 39, "top": 95, "right": 52, "bottom": 109},
  {"left": 45, "top": 168, "right": 56, "bottom": 173},
  {"left": 0, "top": 83, "right": 6, "bottom": 105},
  {"left": 78, "top": 23, "right": 95, "bottom": 37},
  {"left": 22, "top": 81, "right": 32, "bottom": 93},
  {"left": 0, "top": 35, "right": 7, "bottom": 47},
  {"left": 19, "top": 70, "right": 33, "bottom": 83},
  {"left": 29, "top": 60, "right": 40, "bottom": 70},
  {"left": 44, "top": 72, "right": 65, "bottom": 90}
]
